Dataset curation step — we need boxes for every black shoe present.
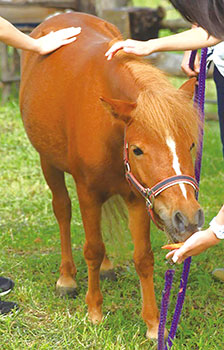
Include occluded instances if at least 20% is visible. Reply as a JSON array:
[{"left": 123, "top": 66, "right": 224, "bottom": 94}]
[
  {"left": 0, "top": 299, "right": 18, "bottom": 315},
  {"left": 0, "top": 277, "right": 15, "bottom": 296}
]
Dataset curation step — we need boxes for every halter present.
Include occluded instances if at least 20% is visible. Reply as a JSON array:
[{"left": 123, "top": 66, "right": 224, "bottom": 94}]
[{"left": 124, "top": 136, "right": 199, "bottom": 229}]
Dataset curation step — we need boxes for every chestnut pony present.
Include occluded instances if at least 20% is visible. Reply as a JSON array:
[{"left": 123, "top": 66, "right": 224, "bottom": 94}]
[{"left": 20, "top": 13, "right": 204, "bottom": 339}]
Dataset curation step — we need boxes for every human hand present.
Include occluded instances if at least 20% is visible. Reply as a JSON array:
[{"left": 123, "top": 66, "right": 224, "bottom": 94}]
[
  {"left": 36, "top": 27, "right": 81, "bottom": 55},
  {"left": 181, "top": 50, "right": 200, "bottom": 77},
  {"left": 105, "top": 39, "right": 155, "bottom": 60},
  {"left": 166, "top": 228, "right": 220, "bottom": 264}
]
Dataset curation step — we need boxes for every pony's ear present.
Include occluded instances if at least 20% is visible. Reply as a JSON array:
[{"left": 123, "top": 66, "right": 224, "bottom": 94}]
[
  {"left": 100, "top": 96, "right": 137, "bottom": 124},
  {"left": 179, "top": 77, "right": 197, "bottom": 100}
]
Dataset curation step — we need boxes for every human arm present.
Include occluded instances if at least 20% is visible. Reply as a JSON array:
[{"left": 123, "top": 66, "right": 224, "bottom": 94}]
[
  {"left": 105, "top": 26, "right": 221, "bottom": 60},
  {"left": 166, "top": 205, "right": 224, "bottom": 264},
  {"left": 0, "top": 16, "right": 81, "bottom": 55},
  {"left": 181, "top": 25, "right": 200, "bottom": 77}
]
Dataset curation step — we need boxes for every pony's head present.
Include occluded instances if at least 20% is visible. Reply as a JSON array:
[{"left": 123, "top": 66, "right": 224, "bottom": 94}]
[{"left": 101, "top": 71, "right": 204, "bottom": 243}]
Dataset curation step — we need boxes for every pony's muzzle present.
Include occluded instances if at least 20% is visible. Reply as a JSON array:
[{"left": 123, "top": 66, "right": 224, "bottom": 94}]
[{"left": 172, "top": 208, "right": 205, "bottom": 236}]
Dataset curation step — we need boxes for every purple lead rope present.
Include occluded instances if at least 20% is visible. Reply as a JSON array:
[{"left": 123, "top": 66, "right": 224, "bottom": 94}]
[
  {"left": 157, "top": 270, "right": 175, "bottom": 350},
  {"left": 157, "top": 48, "right": 207, "bottom": 350},
  {"left": 164, "top": 257, "right": 191, "bottom": 350},
  {"left": 194, "top": 47, "right": 208, "bottom": 187}
]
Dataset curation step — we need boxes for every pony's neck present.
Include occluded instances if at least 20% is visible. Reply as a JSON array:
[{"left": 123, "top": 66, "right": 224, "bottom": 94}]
[
  {"left": 105, "top": 55, "right": 171, "bottom": 103},
  {"left": 105, "top": 57, "right": 141, "bottom": 103}
]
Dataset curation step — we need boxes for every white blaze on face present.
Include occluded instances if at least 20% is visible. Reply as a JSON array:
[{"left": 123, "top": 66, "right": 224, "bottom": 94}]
[{"left": 166, "top": 137, "right": 187, "bottom": 199}]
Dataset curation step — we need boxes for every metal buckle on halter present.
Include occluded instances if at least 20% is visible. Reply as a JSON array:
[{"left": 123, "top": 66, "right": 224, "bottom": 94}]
[
  {"left": 145, "top": 188, "right": 154, "bottom": 209},
  {"left": 124, "top": 140, "right": 131, "bottom": 173},
  {"left": 124, "top": 160, "right": 131, "bottom": 173}
]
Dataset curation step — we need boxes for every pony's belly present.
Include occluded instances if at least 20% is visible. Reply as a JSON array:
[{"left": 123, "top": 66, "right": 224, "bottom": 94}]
[{"left": 23, "top": 116, "right": 70, "bottom": 172}]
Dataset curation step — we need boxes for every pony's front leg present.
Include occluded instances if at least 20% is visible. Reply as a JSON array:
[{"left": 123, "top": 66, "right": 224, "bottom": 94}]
[
  {"left": 76, "top": 184, "right": 105, "bottom": 324},
  {"left": 126, "top": 196, "right": 160, "bottom": 339}
]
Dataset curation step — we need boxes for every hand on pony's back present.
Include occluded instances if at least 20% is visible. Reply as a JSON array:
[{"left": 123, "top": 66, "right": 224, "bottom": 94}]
[
  {"left": 105, "top": 39, "right": 156, "bottom": 60},
  {"left": 36, "top": 27, "right": 81, "bottom": 55}
]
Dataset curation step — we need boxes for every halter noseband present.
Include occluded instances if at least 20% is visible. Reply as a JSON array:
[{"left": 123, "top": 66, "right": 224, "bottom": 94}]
[{"left": 124, "top": 138, "right": 199, "bottom": 230}]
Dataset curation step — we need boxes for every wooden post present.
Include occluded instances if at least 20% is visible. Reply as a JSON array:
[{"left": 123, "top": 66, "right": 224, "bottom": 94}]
[
  {"left": 101, "top": 6, "right": 165, "bottom": 39},
  {"left": 77, "top": 0, "right": 97, "bottom": 15},
  {"left": 128, "top": 6, "right": 165, "bottom": 40},
  {"left": 0, "top": 1, "right": 78, "bottom": 10},
  {"left": 77, "top": 0, "right": 129, "bottom": 16},
  {"left": 161, "top": 18, "right": 191, "bottom": 32},
  {"left": 0, "top": 43, "right": 20, "bottom": 103},
  {"left": 95, "top": 0, "right": 128, "bottom": 17},
  {"left": 102, "top": 8, "right": 131, "bottom": 38}
]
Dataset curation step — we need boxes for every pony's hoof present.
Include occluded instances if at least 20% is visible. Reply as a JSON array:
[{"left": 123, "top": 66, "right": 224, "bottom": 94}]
[
  {"left": 100, "top": 269, "right": 117, "bottom": 281},
  {"left": 146, "top": 326, "right": 168, "bottom": 340},
  {"left": 56, "top": 277, "right": 78, "bottom": 298},
  {"left": 56, "top": 285, "right": 78, "bottom": 298},
  {"left": 88, "top": 310, "right": 103, "bottom": 324}
]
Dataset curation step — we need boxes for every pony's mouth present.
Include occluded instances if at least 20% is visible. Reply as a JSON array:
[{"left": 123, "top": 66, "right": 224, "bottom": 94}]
[
  {"left": 152, "top": 209, "right": 204, "bottom": 243},
  {"left": 164, "top": 222, "right": 197, "bottom": 243}
]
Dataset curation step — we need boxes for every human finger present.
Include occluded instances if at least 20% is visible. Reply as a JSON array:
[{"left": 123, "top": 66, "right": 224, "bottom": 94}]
[
  {"left": 61, "top": 37, "right": 77, "bottom": 46},
  {"left": 194, "top": 57, "right": 200, "bottom": 74},
  {"left": 54, "top": 27, "right": 81, "bottom": 39},
  {"left": 165, "top": 249, "right": 178, "bottom": 260},
  {"left": 181, "top": 50, "right": 200, "bottom": 77},
  {"left": 172, "top": 251, "right": 185, "bottom": 264},
  {"left": 166, "top": 246, "right": 188, "bottom": 264},
  {"left": 105, "top": 41, "right": 132, "bottom": 60},
  {"left": 181, "top": 63, "right": 198, "bottom": 77}
]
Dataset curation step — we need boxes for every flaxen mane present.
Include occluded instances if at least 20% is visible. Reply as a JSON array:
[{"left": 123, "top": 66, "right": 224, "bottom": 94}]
[{"left": 117, "top": 54, "right": 199, "bottom": 144}]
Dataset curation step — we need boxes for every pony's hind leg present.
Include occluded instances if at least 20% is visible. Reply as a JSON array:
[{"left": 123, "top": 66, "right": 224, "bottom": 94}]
[
  {"left": 76, "top": 183, "right": 105, "bottom": 324},
  {"left": 101, "top": 254, "right": 113, "bottom": 271},
  {"left": 40, "top": 157, "right": 77, "bottom": 297},
  {"left": 100, "top": 254, "right": 116, "bottom": 281}
]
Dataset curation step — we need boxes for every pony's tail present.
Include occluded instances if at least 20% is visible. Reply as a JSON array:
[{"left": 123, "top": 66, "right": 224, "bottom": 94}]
[{"left": 101, "top": 195, "right": 129, "bottom": 250}]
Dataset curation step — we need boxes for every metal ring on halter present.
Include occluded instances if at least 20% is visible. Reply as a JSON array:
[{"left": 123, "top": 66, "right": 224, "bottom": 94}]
[
  {"left": 145, "top": 188, "right": 154, "bottom": 209},
  {"left": 124, "top": 161, "right": 130, "bottom": 173}
]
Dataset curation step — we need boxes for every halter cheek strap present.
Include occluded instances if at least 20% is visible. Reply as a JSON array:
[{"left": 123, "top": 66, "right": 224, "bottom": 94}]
[{"left": 124, "top": 140, "right": 199, "bottom": 230}]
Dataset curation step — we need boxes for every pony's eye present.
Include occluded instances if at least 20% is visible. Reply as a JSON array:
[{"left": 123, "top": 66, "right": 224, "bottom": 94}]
[
  {"left": 190, "top": 142, "right": 195, "bottom": 151},
  {"left": 133, "top": 147, "right": 143, "bottom": 156}
]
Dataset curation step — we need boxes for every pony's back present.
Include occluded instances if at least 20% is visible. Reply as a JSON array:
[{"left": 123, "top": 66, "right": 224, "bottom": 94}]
[
  {"left": 20, "top": 12, "right": 121, "bottom": 86},
  {"left": 20, "top": 13, "right": 127, "bottom": 173}
]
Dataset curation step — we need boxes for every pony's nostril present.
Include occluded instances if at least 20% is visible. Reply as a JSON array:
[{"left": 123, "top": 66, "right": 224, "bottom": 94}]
[
  {"left": 195, "top": 208, "right": 205, "bottom": 228},
  {"left": 172, "top": 211, "right": 187, "bottom": 233}
]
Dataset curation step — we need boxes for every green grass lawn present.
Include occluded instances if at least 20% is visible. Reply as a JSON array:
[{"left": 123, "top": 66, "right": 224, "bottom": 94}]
[{"left": 0, "top": 95, "right": 223, "bottom": 350}]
